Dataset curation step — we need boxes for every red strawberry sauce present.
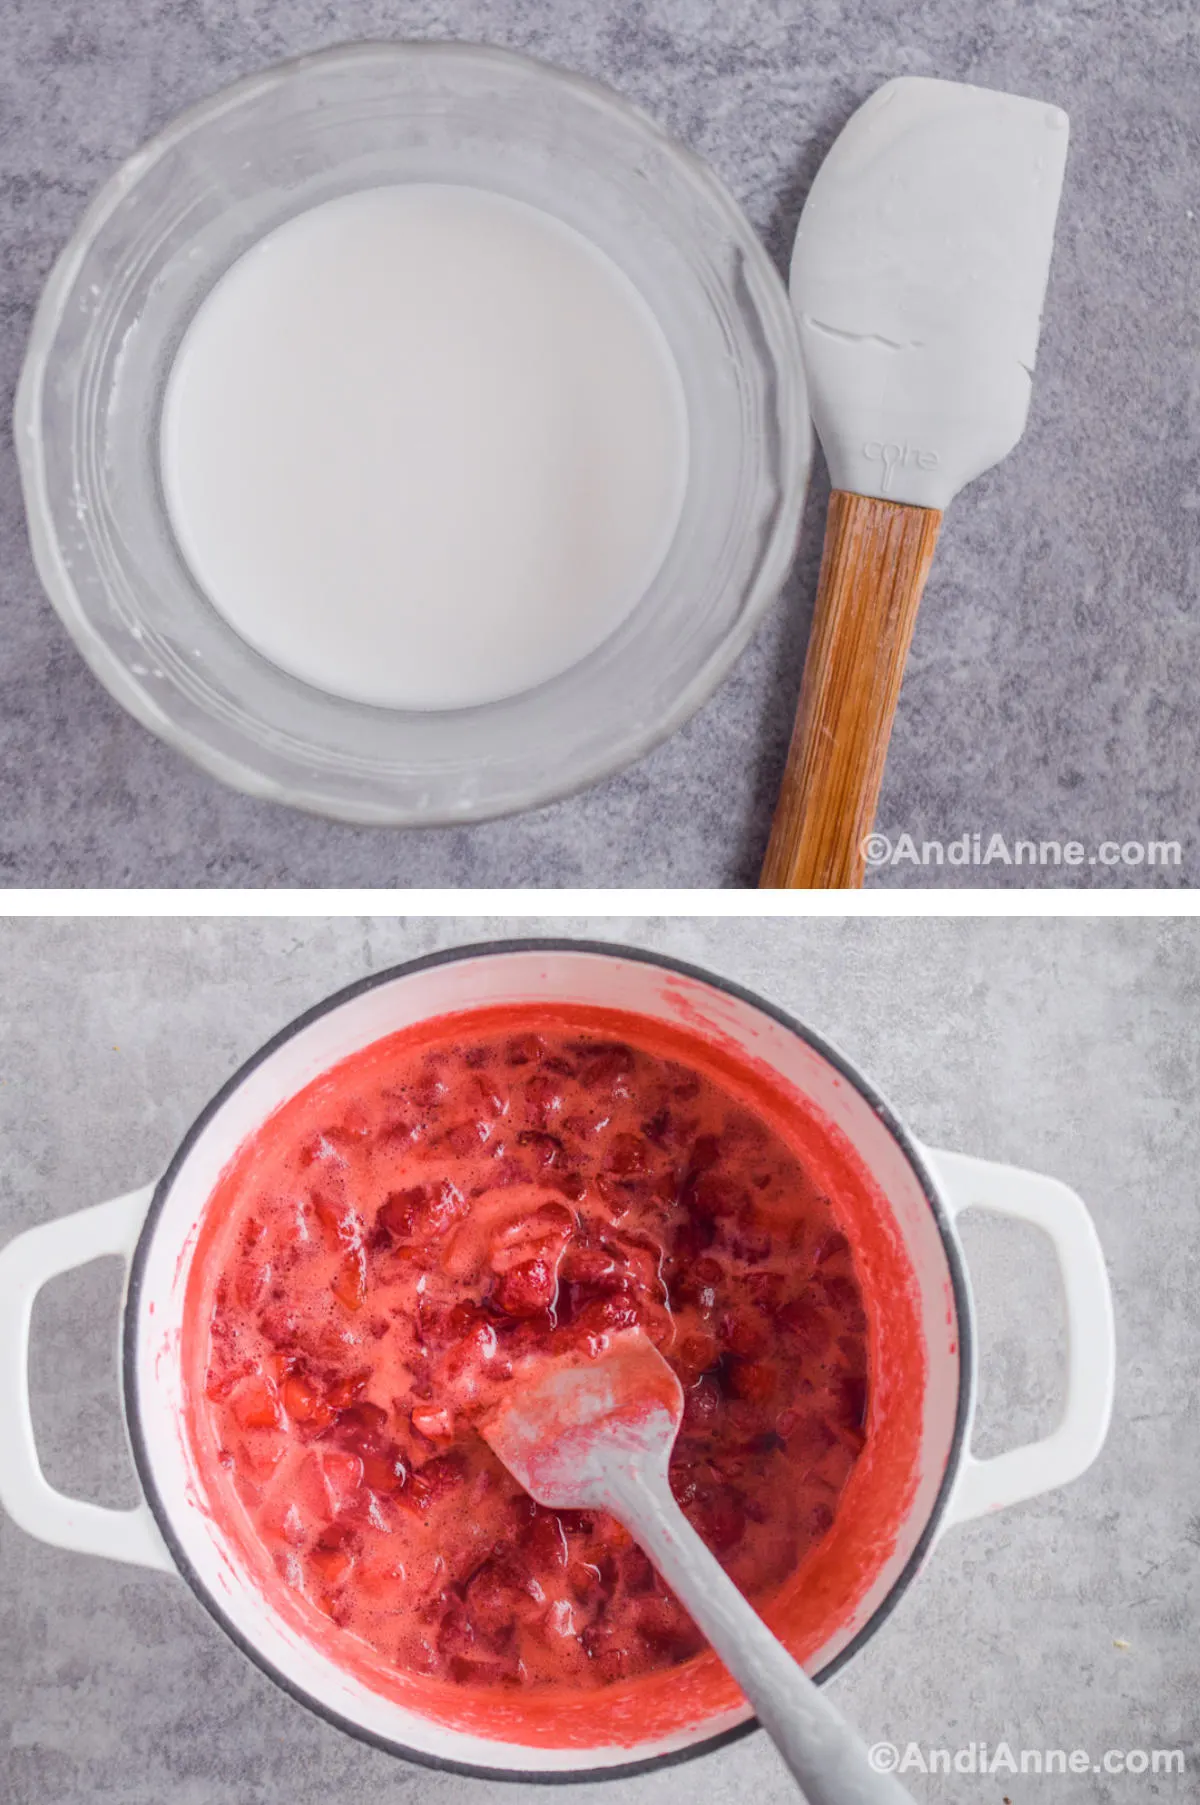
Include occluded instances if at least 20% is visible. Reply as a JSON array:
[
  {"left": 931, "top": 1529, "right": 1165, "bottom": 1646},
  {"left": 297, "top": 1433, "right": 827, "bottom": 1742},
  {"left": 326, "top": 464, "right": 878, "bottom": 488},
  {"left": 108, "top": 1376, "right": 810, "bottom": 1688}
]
[{"left": 187, "top": 1004, "right": 875, "bottom": 1695}]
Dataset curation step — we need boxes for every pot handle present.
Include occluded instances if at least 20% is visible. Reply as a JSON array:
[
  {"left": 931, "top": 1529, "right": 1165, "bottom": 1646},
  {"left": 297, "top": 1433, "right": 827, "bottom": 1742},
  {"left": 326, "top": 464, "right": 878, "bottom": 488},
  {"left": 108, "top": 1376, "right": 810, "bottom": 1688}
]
[
  {"left": 0, "top": 1188, "right": 173, "bottom": 1571},
  {"left": 920, "top": 1146, "right": 1115, "bottom": 1529}
]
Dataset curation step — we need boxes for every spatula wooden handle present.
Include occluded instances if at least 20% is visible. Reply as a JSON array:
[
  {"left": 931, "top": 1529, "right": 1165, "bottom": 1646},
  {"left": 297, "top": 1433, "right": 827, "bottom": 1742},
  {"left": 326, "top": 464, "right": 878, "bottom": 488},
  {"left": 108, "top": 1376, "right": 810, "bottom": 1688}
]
[{"left": 760, "top": 490, "right": 942, "bottom": 889}]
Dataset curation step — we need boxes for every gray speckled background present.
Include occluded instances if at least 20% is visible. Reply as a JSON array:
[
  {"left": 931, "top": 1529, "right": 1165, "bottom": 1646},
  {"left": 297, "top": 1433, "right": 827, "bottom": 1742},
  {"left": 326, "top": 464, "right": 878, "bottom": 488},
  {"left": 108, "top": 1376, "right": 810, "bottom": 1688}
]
[
  {"left": 2, "top": 1, "right": 1198, "bottom": 888},
  {"left": 0, "top": 915, "right": 1195, "bottom": 1803}
]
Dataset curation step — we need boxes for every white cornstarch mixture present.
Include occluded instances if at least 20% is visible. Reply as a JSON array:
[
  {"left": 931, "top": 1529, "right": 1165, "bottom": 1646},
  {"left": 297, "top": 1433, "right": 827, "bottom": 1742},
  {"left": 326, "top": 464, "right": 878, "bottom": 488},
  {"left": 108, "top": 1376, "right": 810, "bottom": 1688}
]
[{"left": 160, "top": 184, "right": 689, "bottom": 710}]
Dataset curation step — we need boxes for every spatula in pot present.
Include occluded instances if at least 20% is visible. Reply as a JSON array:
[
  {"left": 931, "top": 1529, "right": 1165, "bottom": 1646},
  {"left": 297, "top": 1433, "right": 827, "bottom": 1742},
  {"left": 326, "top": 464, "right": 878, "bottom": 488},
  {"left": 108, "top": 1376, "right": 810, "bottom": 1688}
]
[
  {"left": 482, "top": 1332, "right": 915, "bottom": 1805},
  {"left": 760, "top": 77, "right": 1069, "bottom": 888}
]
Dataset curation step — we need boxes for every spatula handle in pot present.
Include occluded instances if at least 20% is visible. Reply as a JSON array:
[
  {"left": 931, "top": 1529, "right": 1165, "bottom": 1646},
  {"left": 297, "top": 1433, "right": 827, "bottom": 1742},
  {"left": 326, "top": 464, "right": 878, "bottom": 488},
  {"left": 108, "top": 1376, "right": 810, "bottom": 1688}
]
[
  {"left": 760, "top": 491, "right": 941, "bottom": 889},
  {"left": 601, "top": 1465, "right": 915, "bottom": 1805}
]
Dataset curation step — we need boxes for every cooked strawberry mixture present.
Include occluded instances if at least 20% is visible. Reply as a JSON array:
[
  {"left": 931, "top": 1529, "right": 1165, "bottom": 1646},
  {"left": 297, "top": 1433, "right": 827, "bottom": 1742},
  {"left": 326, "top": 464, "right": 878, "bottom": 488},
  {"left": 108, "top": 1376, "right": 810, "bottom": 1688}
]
[{"left": 193, "top": 1005, "right": 870, "bottom": 1691}]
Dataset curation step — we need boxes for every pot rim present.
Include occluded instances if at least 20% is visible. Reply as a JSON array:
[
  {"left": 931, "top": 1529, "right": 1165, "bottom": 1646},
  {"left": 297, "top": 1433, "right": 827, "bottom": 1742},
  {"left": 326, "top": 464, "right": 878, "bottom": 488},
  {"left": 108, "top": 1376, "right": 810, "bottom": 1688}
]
[{"left": 122, "top": 937, "right": 974, "bottom": 1783}]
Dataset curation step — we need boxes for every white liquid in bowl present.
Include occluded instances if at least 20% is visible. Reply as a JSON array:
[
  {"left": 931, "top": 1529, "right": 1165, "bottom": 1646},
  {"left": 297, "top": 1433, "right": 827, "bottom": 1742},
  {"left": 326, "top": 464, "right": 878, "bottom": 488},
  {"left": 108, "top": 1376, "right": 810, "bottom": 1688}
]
[{"left": 160, "top": 184, "right": 690, "bottom": 712}]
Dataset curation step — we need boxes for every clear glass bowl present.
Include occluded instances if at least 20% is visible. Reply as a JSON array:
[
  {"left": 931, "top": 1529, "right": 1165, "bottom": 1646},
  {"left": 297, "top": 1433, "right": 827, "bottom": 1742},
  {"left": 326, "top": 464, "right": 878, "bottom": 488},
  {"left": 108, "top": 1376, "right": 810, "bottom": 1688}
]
[{"left": 16, "top": 41, "right": 810, "bottom": 825}]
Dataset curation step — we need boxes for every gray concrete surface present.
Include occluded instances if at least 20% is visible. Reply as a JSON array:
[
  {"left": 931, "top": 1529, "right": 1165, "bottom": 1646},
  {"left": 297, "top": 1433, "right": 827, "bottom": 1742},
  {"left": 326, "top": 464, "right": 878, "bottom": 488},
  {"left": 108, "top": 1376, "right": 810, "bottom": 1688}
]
[
  {"left": 0, "top": 914, "right": 1195, "bottom": 1802},
  {"left": 2, "top": 1, "right": 1199, "bottom": 888}
]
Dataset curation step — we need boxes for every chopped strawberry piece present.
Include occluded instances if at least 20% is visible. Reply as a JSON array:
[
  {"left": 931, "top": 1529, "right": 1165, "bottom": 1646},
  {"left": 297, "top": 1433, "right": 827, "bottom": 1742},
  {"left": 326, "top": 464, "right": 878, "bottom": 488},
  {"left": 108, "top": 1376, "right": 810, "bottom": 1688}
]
[
  {"left": 240, "top": 1432, "right": 286, "bottom": 1479},
  {"left": 717, "top": 1308, "right": 768, "bottom": 1358},
  {"left": 410, "top": 1071, "right": 448, "bottom": 1112},
  {"left": 311, "top": 1188, "right": 361, "bottom": 1250},
  {"left": 260, "top": 1499, "right": 307, "bottom": 1546},
  {"left": 566, "top": 1559, "right": 605, "bottom": 1612},
  {"left": 282, "top": 1372, "right": 324, "bottom": 1424},
  {"left": 523, "top": 1073, "right": 565, "bottom": 1124},
  {"left": 205, "top": 1360, "right": 251, "bottom": 1402},
  {"left": 299, "top": 1132, "right": 347, "bottom": 1169},
  {"left": 324, "top": 1367, "right": 372, "bottom": 1409},
  {"left": 375, "top": 1186, "right": 426, "bottom": 1240},
  {"left": 360, "top": 1447, "right": 409, "bottom": 1493},
  {"left": 400, "top": 1452, "right": 468, "bottom": 1514},
  {"left": 492, "top": 1257, "right": 558, "bottom": 1319},
  {"left": 377, "top": 1180, "right": 467, "bottom": 1242},
  {"left": 516, "top": 1129, "right": 561, "bottom": 1167},
  {"left": 666, "top": 1064, "right": 702, "bottom": 1100},
  {"left": 310, "top": 1544, "right": 356, "bottom": 1588},
  {"left": 323, "top": 1408, "right": 390, "bottom": 1483},
  {"left": 805, "top": 1501, "right": 836, "bottom": 1540},
  {"left": 465, "top": 1557, "right": 540, "bottom": 1646},
  {"left": 447, "top": 1653, "right": 523, "bottom": 1687},
  {"left": 814, "top": 1230, "right": 850, "bottom": 1266},
  {"left": 331, "top": 1247, "right": 367, "bottom": 1312},
  {"left": 815, "top": 1440, "right": 859, "bottom": 1492},
  {"left": 833, "top": 1373, "right": 868, "bottom": 1430},
  {"left": 470, "top": 1073, "right": 509, "bottom": 1117},
  {"left": 577, "top": 1044, "right": 635, "bottom": 1098},
  {"left": 669, "top": 1213, "right": 716, "bottom": 1267},
  {"left": 528, "top": 1597, "right": 581, "bottom": 1650},
  {"left": 683, "top": 1171, "right": 746, "bottom": 1220},
  {"left": 312, "top": 1589, "right": 353, "bottom": 1625},
  {"left": 500, "top": 1197, "right": 576, "bottom": 1252},
  {"left": 436, "top": 1297, "right": 488, "bottom": 1339},
  {"left": 378, "top": 1114, "right": 421, "bottom": 1147},
  {"left": 257, "top": 1304, "right": 303, "bottom": 1353},
  {"left": 776, "top": 1295, "right": 833, "bottom": 1354},
  {"left": 637, "top": 1595, "right": 703, "bottom": 1661},
  {"left": 356, "top": 1552, "right": 410, "bottom": 1598},
  {"left": 443, "top": 1119, "right": 492, "bottom": 1156},
  {"left": 729, "top": 1221, "right": 772, "bottom": 1263},
  {"left": 687, "top": 1134, "right": 723, "bottom": 1173},
  {"left": 581, "top": 1616, "right": 630, "bottom": 1680},
  {"left": 230, "top": 1374, "right": 284, "bottom": 1432},
  {"left": 562, "top": 1109, "right": 607, "bottom": 1139},
  {"left": 681, "top": 1375, "right": 721, "bottom": 1431},
  {"left": 640, "top": 1108, "right": 671, "bottom": 1146},
  {"left": 518, "top": 1508, "right": 569, "bottom": 1572},
  {"left": 235, "top": 1258, "right": 272, "bottom": 1311},
  {"left": 562, "top": 1293, "right": 640, "bottom": 1353},
  {"left": 683, "top": 1485, "right": 746, "bottom": 1553},
  {"left": 560, "top": 1242, "right": 624, "bottom": 1289},
  {"left": 316, "top": 1448, "right": 364, "bottom": 1516},
  {"left": 778, "top": 1411, "right": 837, "bottom": 1465},
  {"left": 742, "top": 1267, "right": 784, "bottom": 1311},
  {"left": 233, "top": 1472, "right": 264, "bottom": 1512},
  {"left": 676, "top": 1331, "right": 720, "bottom": 1380},
  {"left": 604, "top": 1131, "right": 650, "bottom": 1177},
  {"left": 727, "top": 1360, "right": 778, "bottom": 1405},
  {"left": 620, "top": 1544, "right": 657, "bottom": 1594},
  {"left": 411, "top": 1404, "right": 454, "bottom": 1443}
]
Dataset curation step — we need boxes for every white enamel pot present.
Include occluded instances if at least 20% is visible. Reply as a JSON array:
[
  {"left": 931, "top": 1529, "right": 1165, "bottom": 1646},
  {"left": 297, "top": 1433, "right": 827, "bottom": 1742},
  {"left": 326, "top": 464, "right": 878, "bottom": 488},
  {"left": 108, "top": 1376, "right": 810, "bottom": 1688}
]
[{"left": 0, "top": 941, "right": 1115, "bottom": 1781}]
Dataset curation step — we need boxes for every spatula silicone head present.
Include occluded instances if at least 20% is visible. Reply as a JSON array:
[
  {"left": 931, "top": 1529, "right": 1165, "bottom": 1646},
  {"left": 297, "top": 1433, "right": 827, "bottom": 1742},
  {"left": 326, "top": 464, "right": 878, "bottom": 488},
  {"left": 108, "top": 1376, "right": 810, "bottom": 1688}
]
[
  {"left": 761, "top": 77, "right": 1069, "bottom": 887},
  {"left": 795, "top": 77, "right": 1069, "bottom": 508}
]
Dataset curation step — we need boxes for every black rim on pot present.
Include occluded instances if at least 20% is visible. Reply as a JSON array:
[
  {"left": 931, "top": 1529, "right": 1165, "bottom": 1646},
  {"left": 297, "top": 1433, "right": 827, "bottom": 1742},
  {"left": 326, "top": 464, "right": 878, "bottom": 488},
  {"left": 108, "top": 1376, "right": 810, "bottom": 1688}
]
[{"left": 123, "top": 938, "right": 974, "bottom": 1784}]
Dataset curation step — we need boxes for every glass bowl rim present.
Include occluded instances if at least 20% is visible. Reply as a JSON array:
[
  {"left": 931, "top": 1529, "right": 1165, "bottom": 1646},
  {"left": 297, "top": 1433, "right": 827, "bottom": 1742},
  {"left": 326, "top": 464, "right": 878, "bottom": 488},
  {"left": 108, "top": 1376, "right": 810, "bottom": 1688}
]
[{"left": 14, "top": 37, "right": 812, "bottom": 826}]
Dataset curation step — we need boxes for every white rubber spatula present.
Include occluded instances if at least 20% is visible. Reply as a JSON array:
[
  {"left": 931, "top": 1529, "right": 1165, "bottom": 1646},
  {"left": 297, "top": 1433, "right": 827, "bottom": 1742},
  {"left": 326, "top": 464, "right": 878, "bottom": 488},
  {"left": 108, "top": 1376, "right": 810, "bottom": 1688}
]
[
  {"left": 482, "top": 1333, "right": 916, "bottom": 1805},
  {"left": 761, "top": 77, "right": 1069, "bottom": 888}
]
